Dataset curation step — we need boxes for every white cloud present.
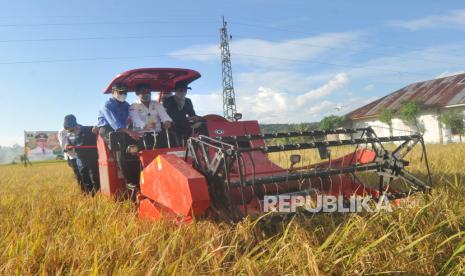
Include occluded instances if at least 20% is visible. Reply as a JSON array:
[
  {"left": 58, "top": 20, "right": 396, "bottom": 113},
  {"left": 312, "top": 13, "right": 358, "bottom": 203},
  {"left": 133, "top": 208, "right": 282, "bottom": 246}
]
[
  {"left": 187, "top": 42, "right": 465, "bottom": 124},
  {"left": 188, "top": 73, "right": 380, "bottom": 123},
  {"left": 170, "top": 44, "right": 219, "bottom": 62},
  {"left": 236, "top": 71, "right": 336, "bottom": 93},
  {"left": 389, "top": 9, "right": 465, "bottom": 30},
  {"left": 169, "top": 31, "right": 370, "bottom": 123},
  {"left": 345, "top": 43, "right": 465, "bottom": 85},
  {"left": 364, "top": 84, "right": 375, "bottom": 91},
  {"left": 171, "top": 32, "right": 363, "bottom": 68},
  {"left": 187, "top": 72, "right": 348, "bottom": 123},
  {"left": 236, "top": 73, "right": 350, "bottom": 123},
  {"left": 296, "top": 73, "right": 348, "bottom": 106},
  {"left": 242, "top": 86, "right": 288, "bottom": 114},
  {"left": 189, "top": 92, "right": 223, "bottom": 115},
  {"left": 171, "top": 24, "right": 465, "bottom": 124}
]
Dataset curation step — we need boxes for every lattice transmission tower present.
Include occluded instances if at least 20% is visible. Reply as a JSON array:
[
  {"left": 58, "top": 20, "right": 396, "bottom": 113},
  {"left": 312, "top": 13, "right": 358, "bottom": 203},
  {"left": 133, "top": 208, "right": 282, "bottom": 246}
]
[{"left": 220, "top": 17, "right": 237, "bottom": 121}]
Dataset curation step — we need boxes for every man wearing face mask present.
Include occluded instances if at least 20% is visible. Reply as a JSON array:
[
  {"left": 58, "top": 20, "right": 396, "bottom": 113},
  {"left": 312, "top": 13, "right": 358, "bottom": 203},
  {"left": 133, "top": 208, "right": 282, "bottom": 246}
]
[
  {"left": 97, "top": 82, "right": 141, "bottom": 143},
  {"left": 129, "top": 83, "right": 172, "bottom": 148},
  {"left": 97, "top": 82, "right": 141, "bottom": 191},
  {"left": 163, "top": 82, "right": 201, "bottom": 142},
  {"left": 64, "top": 114, "right": 100, "bottom": 195}
]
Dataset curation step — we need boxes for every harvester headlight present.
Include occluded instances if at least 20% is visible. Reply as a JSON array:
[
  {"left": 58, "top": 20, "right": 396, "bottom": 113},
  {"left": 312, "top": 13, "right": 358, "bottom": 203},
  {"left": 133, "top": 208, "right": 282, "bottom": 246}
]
[{"left": 126, "top": 145, "right": 139, "bottom": 155}]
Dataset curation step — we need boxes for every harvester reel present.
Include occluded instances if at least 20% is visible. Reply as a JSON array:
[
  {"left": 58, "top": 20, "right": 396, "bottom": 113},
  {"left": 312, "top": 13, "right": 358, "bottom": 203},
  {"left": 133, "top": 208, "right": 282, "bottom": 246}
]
[{"left": 188, "top": 127, "right": 432, "bottom": 219}]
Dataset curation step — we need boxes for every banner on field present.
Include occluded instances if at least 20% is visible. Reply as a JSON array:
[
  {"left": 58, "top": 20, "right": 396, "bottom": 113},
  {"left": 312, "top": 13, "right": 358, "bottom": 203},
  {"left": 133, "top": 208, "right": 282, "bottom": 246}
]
[{"left": 24, "top": 131, "right": 63, "bottom": 161}]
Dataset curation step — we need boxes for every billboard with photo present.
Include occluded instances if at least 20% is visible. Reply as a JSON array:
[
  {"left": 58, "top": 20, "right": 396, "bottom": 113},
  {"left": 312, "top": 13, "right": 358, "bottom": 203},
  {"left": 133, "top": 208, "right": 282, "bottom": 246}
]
[{"left": 24, "top": 131, "right": 63, "bottom": 161}]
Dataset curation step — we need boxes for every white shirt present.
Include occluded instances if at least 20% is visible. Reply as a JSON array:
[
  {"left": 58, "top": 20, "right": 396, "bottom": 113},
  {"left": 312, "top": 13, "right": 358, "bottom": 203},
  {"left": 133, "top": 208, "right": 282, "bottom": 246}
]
[
  {"left": 29, "top": 146, "right": 54, "bottom": 156},
  {"left": 27, "top": 145, "right": 54, "bottom": 162},
  {"left": 129, "top": 100, "right": 172, "bottom": 133},
  {"left": 58, "top": 128, "right": 77, "bottom": 160}
]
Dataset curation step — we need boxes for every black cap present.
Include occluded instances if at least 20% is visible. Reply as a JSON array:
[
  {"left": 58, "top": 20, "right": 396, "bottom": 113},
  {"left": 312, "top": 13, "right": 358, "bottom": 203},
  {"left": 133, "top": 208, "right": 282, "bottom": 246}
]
[
  {"left": 135, "top": 83, "right": 151, "bottom": 94},
  {"left": 35, "top": 133, "right": 48, "bottom": 140},
  {"left": 174, "top": 82, "right": 192, "bottom": 90},
  {"left": 111, "top": 82, "right": 128, "bottom": 93},
  {"left": 64, "top": 114, "right": 78, "bottom": 129}
]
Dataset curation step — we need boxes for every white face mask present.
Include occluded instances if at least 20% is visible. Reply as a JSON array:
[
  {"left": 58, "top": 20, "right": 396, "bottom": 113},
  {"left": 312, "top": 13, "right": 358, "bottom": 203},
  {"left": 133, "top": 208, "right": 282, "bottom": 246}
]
[
  {"left": 138, "top": 93, "right": 151, "bottom": 102},
  {"left": 113, "top": 93, "right": 127, "bottom": 102}
]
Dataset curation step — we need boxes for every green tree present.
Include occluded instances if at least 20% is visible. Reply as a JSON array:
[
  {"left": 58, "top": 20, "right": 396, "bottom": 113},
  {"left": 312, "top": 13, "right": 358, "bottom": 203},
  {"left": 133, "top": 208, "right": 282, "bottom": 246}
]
[
  {"left": 378, "top": 108, "right": 395, "bottom": 136},
  {"left": 319, "top": 115, "right": 345, "bottom": 130},
  {"left": 439, "top": 110, "right": 465, "bottom": 142},
  {"left": 397, "top": 101, "right": 425, "bottom": 133}
]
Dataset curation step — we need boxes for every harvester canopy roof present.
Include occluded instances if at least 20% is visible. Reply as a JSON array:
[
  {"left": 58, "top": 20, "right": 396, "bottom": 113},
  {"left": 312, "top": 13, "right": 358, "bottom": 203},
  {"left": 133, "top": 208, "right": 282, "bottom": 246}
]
[{"left": 103, "top": 68, "right": 201, "bottom": 94}]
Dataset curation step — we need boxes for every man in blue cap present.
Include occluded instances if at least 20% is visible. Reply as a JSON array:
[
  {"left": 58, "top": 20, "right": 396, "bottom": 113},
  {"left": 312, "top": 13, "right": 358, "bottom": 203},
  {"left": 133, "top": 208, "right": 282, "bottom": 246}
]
[
  {"left": 58, "top": 127, "right": 83, "bottom": 191},
  {"left": 64, "top": 114, "right": 100, "bottom": 195}
]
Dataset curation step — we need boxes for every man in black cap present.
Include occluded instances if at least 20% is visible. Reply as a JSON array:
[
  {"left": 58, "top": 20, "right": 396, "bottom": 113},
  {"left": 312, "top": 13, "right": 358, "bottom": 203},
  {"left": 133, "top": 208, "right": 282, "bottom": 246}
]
[
  {"left": 28, "top": 133, "right": 54, "bottom": 157},
  {"left": 97, "top": 83, "right": 142, "bottom": 193},
  {"left": 129, "top": 83, "right": 173, "bottom": 148},
  {"left": 97, "top": 83, "right": 141, "bottom": 143},
  {"left": 64, "top": 114, "right": 100, "bottom": 195},
  {"left": 163, "top": 83, "right": 201, "bottom": 144}
]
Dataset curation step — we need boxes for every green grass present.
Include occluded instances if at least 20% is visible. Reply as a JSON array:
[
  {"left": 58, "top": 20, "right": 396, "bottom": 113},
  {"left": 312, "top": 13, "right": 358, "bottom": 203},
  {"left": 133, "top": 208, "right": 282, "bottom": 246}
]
[{"left": 0, "top": 144, "right": 464, "bottom": 275}]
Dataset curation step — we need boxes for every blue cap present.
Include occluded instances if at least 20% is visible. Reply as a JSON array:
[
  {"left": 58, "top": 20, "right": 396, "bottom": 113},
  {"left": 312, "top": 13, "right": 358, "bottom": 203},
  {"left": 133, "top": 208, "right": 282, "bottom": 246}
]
[{"left": 64, "top": 114, "right": 78, "bottom": 129}]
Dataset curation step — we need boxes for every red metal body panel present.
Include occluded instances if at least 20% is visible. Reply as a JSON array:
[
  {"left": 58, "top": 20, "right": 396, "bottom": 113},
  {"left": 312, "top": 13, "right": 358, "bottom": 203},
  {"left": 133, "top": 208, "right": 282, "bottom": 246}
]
[
  {"left": 139, "top": 147, "right": 187, "bottom": 168},
  {"left": 206, "top": 120, "right": 283, "bottom": 176},
  {"left": 139, "top": 198, "right": 193, "bottom": 223},
  {"left": 139, "top": 198, "right": 165, "bottom": 220},
  {"left": 203, "top": 114, "right": 229, "bottom": 122},
  {"left": 97, "top": 136, "right": 127, "bottom": 198},
  {"left": 103, "top": 68, "right": 201, "bottom": 94},
  {"left": 67, "top": 145, "right": 97, "bottom": 149},
  {"left": 304, "top": 148, "right": 376, "bottom": 169},
  {"left": 139, "top": 154, "right": 210, "bottom": 221}
]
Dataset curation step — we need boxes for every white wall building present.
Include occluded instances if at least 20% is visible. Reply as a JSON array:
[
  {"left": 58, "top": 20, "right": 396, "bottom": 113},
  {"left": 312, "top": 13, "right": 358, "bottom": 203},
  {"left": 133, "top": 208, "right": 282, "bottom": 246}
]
[{"left": 346, "top": 73, "right": 465, "bottom": 144}]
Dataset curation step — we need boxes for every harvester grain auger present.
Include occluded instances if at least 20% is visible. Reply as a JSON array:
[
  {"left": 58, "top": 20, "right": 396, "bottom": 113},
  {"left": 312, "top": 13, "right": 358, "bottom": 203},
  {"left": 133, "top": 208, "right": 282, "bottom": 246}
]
[{"left": 187, "top": 127, "right": 432, "bottom": 220}]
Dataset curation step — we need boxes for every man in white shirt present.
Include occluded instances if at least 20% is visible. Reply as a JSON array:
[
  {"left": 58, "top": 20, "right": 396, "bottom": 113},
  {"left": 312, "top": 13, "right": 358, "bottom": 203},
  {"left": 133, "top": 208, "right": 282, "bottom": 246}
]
[
  {"left": 28, "top": 133, "right": 55, "bottom": 158},
  {"left": 58, "top": 127, "right": 84, "bottom": 191},
  {"left": 129, "top": 83, "right": 173, "bottom": 147}
]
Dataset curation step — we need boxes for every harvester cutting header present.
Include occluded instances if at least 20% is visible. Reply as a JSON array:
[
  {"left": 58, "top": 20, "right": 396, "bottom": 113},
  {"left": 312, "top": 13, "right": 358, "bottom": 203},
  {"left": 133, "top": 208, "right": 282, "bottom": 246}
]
[{"left": 91, "top": 68, "right": 432, "bottom": 223}]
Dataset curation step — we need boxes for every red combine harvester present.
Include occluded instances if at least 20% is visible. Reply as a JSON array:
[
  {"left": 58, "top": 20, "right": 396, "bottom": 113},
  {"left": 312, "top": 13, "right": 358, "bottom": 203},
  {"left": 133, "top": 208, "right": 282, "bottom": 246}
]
[{"left": 98, "top": 68, "right": 432, "bottom": 222}]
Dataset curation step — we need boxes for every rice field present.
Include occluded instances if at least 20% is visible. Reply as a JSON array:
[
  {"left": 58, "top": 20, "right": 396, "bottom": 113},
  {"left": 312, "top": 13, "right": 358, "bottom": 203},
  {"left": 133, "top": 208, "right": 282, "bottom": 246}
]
[{"left": 1, "top": 144, "right": 465, "bottom": 275}]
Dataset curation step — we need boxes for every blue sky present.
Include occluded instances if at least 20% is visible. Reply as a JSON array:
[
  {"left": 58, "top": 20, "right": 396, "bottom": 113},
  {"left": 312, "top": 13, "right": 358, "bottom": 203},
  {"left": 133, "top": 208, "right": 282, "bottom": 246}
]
[{"left": 1, "top": 0, "right": 465, "bottom": 146}]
